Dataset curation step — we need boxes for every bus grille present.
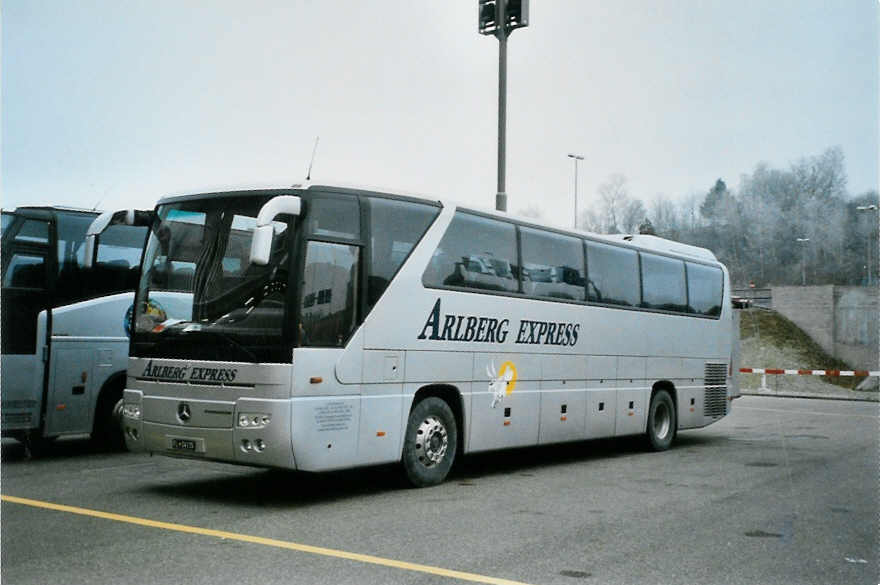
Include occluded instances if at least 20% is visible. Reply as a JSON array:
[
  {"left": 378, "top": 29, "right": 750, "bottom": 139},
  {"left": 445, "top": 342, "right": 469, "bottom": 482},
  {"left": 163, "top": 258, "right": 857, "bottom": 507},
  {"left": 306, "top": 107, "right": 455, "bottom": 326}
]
[
  {"left": 1, "top": 412, "right": 33, "bottom": 424},
  {"left": 704, "top": 363, "right": 728, "bottom": 418}
]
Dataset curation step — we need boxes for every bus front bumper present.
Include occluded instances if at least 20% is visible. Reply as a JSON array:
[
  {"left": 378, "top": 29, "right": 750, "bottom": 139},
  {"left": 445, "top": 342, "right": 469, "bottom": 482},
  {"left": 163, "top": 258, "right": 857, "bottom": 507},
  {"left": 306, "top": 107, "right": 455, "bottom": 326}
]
[{"left": 122, "top": 389, "right": 295, "bottom": 469}]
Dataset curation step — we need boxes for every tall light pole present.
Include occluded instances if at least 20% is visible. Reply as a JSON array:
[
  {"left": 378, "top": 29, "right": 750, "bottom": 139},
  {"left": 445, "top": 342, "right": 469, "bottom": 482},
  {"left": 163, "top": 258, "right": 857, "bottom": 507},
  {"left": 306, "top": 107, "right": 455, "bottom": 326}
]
[
  {"left": 479, "top": 0, "right": 529, "bottom": 212},
  {"left": 568, "top": 153, "right": 584, "bottom": 229},
  {"left": 856, "top": 204, "right": 878, "bottom": 286},
  {"left": 796, "top": 238, "right": 810, "bottom": 286}
]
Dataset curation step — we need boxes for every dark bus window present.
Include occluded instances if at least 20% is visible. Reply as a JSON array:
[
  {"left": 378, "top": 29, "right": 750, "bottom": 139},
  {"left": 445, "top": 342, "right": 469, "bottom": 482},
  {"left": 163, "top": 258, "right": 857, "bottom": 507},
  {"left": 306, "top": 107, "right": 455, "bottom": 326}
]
[
  {"left": 56, "top": 213, "right": 94, "bottom": 273},
  {"left": 687, "top": 262, "right": 723, "bottom": 316},
  {"left": 96, "top": 224, "right": 147, "bottom": 266},
  {"left": 521, "top": 226, "right": 585, "bottom": 301},
  {"left": 305, "top": 196, "right": 360, "bottom": 240},
  {"left": 641, "top": 252, "right": 687, "bottom": 312},
  {"left": 367, "top": 197, "right": 438, "bottom": 309},
  {"left": 585, "top": 240, "right": 639, "bottom": 307},
  {"left": 15, "top": 219, "right": 50, "bottom": 244},
  {"left": 300, "top": 241, "right": 359, "bottom": 347},
  {"left": 90, "top": 224, "right": 148, "bottom": 297},
  {"left": 1, "top": 250, "right": 48, "bottom": 354},
  {"left": 423, "top": 212, "right": 519, "bottom": 294},
  {"left": 53, "top": 214, "right": 95, "bottom": 305},
  {"left": 1, "top": 212, "right": 14, "bottom": 236},
  {"left": 3, "top": 253, "right": 46, "bottom": 289}
]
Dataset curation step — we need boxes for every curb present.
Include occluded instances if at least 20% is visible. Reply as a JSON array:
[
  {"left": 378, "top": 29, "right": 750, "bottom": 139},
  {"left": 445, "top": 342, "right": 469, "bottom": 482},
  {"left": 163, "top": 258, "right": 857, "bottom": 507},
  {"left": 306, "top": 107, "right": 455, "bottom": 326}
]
[{"left": 740, "top": 390, "right": 879, "bottom": 403}]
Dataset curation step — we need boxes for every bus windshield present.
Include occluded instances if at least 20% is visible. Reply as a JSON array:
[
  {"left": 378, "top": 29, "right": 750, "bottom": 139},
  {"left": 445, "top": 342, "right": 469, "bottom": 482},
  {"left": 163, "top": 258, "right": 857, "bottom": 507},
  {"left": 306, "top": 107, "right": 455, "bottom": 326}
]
[{"left": 132, "top": 196, "right": 294, "bottom": 363}]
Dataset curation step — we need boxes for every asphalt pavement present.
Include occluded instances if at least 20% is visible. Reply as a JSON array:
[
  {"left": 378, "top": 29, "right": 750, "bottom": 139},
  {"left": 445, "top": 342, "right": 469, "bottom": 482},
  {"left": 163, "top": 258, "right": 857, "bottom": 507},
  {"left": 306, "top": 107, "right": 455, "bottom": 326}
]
[{"left": 2, "top": 394, "right": 878, "bottom": 585}]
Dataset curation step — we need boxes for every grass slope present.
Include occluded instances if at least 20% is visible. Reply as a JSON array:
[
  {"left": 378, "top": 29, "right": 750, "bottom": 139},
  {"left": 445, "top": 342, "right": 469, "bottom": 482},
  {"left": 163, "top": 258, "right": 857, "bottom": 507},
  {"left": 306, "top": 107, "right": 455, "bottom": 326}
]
[{"left": 739, "top": 309, "right": 866, "bottom": 390}]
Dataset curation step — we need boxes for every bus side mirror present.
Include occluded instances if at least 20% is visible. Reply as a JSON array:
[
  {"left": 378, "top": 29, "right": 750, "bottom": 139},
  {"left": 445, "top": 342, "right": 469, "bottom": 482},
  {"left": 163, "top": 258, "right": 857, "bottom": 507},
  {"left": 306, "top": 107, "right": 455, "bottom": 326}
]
[{"left": 249, "top": 196, "right": 301, "bottom": 266}]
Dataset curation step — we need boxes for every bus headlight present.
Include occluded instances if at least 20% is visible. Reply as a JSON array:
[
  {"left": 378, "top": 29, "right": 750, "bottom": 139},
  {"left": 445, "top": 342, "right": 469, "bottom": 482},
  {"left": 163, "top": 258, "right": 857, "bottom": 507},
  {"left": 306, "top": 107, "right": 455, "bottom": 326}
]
[
  {"left": 122, "top": 403, "right": 142, "bottom": 420},
  {"left": 238, "top": 412, "right": 271, "bottom": 428}
]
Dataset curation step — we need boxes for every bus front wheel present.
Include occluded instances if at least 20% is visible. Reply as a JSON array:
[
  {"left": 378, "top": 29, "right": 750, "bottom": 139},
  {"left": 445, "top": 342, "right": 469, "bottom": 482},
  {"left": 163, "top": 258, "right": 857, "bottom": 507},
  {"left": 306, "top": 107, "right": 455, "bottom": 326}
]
[
  {"left": 645, "top": 389, "right": 676, "bottom": 451},
  {"left": 402, "top": 397, "right": 457, "bottom": 487},
  {"left": 92, "top": 380, "right": 127, "bottom": 451}
]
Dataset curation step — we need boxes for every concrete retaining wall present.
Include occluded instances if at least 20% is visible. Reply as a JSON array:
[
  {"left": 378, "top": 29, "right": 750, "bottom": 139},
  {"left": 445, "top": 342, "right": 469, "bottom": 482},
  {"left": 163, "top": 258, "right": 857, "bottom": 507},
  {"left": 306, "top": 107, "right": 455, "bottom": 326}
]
[
  {"left": 834, "top": 286, "right": 879, "bottom": 370},
  {"left": 771, "top": 285, "right": 878, "bottom": 370}
]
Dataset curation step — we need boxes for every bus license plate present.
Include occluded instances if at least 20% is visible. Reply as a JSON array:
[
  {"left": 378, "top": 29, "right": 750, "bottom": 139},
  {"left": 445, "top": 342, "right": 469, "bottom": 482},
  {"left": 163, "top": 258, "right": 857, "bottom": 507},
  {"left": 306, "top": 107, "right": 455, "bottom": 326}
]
[{"left": 171, "top": 438, "right": 197, "bottom": 451}]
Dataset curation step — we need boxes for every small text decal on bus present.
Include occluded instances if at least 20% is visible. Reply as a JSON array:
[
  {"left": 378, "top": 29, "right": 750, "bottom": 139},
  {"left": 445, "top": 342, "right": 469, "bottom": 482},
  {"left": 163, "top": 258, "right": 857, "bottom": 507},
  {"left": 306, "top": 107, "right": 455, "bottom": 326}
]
[{"left": 417, "top": 299, "right": 579, "bottom": 347}]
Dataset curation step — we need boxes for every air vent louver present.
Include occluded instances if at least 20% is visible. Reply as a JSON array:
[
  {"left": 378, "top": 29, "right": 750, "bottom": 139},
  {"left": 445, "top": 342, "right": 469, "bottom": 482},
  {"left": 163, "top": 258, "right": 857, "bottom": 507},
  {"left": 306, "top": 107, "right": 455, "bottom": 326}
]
[{"left": 704, "top": 363, "right": 728, "bottom": 418}]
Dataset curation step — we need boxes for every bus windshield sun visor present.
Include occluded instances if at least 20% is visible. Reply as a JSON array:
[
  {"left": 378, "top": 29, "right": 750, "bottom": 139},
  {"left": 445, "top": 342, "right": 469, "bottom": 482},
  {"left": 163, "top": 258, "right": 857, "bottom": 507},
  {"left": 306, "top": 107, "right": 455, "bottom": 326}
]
[{"left": 250, "top": 196, "right": 301, "bottom": 266}]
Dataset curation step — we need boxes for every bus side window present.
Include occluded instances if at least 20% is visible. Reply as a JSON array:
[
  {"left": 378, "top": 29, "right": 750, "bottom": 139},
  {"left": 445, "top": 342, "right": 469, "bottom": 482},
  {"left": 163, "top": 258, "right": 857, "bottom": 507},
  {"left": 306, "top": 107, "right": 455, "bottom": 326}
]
[
  {"left": 640, "top": 252, "right": 687, "bottom": 312},
  {"left": 520, "top": 226, "right": 585, "bottom": 301},
  {"left": 53, "top": 213, "right": 94, "bottom": 305},
  {"left": 3, "top": 253, "right": 46, "bottom": 288},
  {"left": 686, "top": 262, "right": 723, "bottom": 316},
  {"left": 422, "top": 212, "right": 518, "bottom": 294},
  {"left": 300, "top": 241, "right": 360, "bottom": 347},
  {"left": 585, "top": 240, "right": 639, "bottom": 307},
  {"left": 367, "top": 198, "right": 438, "bottom": 311},
  {"left": 92, "top": 224, "right": 148, "bottom": 296}
]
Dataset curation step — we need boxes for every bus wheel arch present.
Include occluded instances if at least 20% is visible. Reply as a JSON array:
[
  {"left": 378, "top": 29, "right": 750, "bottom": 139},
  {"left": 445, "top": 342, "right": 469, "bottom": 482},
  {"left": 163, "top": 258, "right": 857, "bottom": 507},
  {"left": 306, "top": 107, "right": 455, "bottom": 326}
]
[
  {"left": 646, "top": 381, "right": 677, "bottom": 451},
  {"left": 92, "top": 372, "right": 127, "bottom": 451},
  {"left": 410, "top": 385, "right": 464, "bottom": 454},
  {"left": 402, "top": 385, "right": 462, "bottom": 487}
]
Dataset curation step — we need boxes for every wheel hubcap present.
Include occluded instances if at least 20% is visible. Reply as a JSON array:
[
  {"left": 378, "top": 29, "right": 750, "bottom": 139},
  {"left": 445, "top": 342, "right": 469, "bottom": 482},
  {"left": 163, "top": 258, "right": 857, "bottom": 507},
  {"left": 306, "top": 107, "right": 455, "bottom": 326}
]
[
  {"left": 415, "top": 415, "right": 448, "bottom": 468},
  {"left": 654, "top": 402, "right": 670, "bottom": 439}
]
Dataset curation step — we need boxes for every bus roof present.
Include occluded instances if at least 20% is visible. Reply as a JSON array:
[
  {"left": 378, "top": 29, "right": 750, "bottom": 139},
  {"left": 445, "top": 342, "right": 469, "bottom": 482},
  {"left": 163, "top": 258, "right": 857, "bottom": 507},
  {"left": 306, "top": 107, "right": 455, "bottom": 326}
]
[
  {"left": 5, "top": 205, "right": 99, "bottom": 214},
  {"left": 155, "top": 183, "right": 718, "bottom": 263}
]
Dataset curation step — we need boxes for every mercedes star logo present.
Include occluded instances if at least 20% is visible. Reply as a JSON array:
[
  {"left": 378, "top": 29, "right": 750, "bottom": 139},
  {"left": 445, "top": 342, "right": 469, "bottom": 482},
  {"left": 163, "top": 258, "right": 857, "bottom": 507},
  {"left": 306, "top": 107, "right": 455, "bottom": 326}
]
[{"left": 177, "top": 403, "right": 192, "bottom": 423}]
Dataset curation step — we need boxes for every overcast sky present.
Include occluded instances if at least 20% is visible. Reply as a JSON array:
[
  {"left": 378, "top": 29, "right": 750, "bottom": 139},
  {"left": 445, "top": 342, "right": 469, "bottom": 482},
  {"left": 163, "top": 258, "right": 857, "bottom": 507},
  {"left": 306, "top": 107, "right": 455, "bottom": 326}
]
[{"left": 2, "top": 1, "right": 878, "bottom": 229}]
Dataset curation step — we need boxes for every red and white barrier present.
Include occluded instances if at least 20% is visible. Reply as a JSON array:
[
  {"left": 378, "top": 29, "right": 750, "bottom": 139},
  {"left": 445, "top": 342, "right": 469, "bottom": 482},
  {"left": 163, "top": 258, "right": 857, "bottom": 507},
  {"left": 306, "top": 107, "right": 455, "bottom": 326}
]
[{"left": 740, "top": 368, "right": 879, "bottom": 377}]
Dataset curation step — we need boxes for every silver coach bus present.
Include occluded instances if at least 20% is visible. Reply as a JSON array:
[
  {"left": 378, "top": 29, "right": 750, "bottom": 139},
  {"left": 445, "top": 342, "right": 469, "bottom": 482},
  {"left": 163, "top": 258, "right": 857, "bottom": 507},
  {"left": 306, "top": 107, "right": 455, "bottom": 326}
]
[{"left": 122, "top": 184, "right": 737, "bottom": 486}]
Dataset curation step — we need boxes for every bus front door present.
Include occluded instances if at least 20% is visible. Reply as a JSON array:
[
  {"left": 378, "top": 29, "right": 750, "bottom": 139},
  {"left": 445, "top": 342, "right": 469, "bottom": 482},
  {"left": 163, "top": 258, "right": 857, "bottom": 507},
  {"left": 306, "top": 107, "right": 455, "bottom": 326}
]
[{"left": 1, "top": 217, "right": 52, "bottom": 439}]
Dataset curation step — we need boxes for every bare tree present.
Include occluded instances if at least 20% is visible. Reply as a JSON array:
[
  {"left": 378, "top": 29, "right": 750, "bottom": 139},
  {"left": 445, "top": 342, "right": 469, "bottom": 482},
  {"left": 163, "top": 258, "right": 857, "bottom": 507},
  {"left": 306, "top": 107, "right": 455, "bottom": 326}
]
[
  {"left": 517, "top": 205, "right": 544, "bottom": 220},
  {"left": 596, "top": 173, "right": 630, "bottom": 233},
  {"left": 650, "top": 196, "right": 681, "bottom": 238},
  {"left": 620, "top": 198, "right": 647, "bottom": 234}
]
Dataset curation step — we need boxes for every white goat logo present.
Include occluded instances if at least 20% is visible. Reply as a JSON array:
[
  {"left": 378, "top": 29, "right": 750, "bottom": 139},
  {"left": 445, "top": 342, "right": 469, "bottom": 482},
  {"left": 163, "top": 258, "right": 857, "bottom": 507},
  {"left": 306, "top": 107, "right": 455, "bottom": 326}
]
[{"left": 487, "top": 360, "right": 517, "bottom": 408}]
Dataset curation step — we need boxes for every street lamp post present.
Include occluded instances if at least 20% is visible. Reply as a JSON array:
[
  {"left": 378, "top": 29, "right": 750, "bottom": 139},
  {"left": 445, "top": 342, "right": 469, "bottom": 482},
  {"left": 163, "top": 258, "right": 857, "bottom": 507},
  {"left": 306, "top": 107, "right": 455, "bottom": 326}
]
[
  {"left": 796, "top": 238, "right": 810, "bottom": 286},
  {"left": 479, "top": 0, "right": 529, "bottom": 212},
  {"left": 856, "top": 204, "right": 878, "bottom": 286},
  {"left": 568, "top": 153, "right": 584, "bottom": 229}
]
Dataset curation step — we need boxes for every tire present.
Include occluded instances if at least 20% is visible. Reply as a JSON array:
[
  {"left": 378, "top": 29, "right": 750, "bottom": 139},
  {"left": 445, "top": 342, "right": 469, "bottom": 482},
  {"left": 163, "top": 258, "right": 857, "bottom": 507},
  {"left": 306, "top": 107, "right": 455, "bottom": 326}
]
[
  {"left": 401, "top": 397, "right": 458, "bottom": 487},
  {"left": 645, "top": 389, "right": 676, "bottom": 451},
  {"left": 23, "top": 431, "right": 56, "bottom": 458},
  {"left": 92, "top": 383, "right": 127, "bottom": 451}
]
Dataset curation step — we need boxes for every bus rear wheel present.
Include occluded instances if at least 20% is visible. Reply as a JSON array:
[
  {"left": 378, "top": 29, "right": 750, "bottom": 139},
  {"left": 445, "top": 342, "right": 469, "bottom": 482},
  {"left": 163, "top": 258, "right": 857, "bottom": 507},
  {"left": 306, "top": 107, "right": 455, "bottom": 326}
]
[
  {"left": 645, "top": 389, "right": 676, "bottom": 451},
  {"left": 402, "top": 397, "right": 457, "bottom": 487}
]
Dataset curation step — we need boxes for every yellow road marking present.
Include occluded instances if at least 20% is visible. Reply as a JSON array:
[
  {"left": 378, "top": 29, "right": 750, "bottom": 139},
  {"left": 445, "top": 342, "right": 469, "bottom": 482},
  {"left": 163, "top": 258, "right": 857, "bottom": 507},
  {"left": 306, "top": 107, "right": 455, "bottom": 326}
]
[{"left": 1, "top": 494, "right": 531, "bottom": 585}]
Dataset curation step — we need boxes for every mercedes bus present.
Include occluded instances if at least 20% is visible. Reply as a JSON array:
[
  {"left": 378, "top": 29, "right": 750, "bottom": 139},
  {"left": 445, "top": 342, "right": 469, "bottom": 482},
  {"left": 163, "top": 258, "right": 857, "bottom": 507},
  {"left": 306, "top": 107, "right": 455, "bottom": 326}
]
[
  {"left": 1, "top": 206, "right": 148, "bottom": 453},
  {"left": 121, "top": 184, "right": 738, "bottom": 486}
]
